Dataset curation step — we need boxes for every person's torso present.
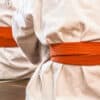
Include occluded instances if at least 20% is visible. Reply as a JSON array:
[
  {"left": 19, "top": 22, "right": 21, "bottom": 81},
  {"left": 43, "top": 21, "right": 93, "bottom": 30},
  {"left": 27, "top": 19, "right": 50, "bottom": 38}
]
[
  {"left": 0, "top": 0, "right": 34, "bottom": 80},
  {"left": 31, "top": 0, "right": 100, "bottom": 44}
]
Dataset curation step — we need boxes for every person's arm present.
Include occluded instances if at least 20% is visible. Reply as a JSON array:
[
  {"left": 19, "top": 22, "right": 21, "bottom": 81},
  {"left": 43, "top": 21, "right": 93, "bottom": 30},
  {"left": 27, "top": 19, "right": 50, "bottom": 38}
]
[{"left": 12, "top": 1, "right": 41, "bottom": 64}]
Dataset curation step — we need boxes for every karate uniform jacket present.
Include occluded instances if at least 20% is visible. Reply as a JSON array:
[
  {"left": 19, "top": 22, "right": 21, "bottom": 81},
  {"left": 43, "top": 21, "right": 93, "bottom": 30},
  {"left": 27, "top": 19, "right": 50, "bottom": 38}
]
[{"left": 13, "top": 0, "right": 100, "bottom": 100}]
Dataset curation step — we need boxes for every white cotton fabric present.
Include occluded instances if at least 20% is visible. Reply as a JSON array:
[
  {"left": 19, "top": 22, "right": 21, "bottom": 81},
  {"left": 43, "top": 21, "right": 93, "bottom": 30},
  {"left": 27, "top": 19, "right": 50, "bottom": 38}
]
[
  {"left": 0, "top": 0, "right": 36, "bottom": 80},
  {"left": 13, "top": 0, "right": 100, "bottom": 100}
]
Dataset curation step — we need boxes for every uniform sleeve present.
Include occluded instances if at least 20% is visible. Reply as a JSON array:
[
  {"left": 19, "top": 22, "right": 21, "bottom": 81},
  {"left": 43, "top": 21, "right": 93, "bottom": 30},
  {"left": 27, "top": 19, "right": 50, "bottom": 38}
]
[{"left": 12, "top": 0, "right": 45, "bottom": 64}]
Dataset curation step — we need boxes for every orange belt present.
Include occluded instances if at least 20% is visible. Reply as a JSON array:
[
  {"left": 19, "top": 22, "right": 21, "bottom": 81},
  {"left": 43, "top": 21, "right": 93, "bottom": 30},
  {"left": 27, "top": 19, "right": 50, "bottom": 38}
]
[
  {"left": 50, "top": 42, "right": 100, "bottom": 65},
  {"left": 0, "top": 27, "right": 17, "bottom": 47}
]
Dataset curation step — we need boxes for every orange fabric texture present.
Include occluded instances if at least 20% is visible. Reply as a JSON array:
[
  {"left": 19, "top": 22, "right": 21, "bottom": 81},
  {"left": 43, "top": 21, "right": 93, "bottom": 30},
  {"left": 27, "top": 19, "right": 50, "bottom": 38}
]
[
  {"left": 50, "top": 42, "right": 100, "bottom": 65},
  {"left": 0, "top": 27, "right": 17, "bottom": 47}
]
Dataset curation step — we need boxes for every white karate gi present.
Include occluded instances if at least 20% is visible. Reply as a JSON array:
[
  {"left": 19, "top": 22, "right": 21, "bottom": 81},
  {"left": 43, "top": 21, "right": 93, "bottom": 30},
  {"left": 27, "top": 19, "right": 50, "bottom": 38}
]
[
  {"left": 13, "top": 0, "right": 100, "bottom": 100},
  {"left": 0, "top": 0, "right": 36, "bottom": 81}
]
